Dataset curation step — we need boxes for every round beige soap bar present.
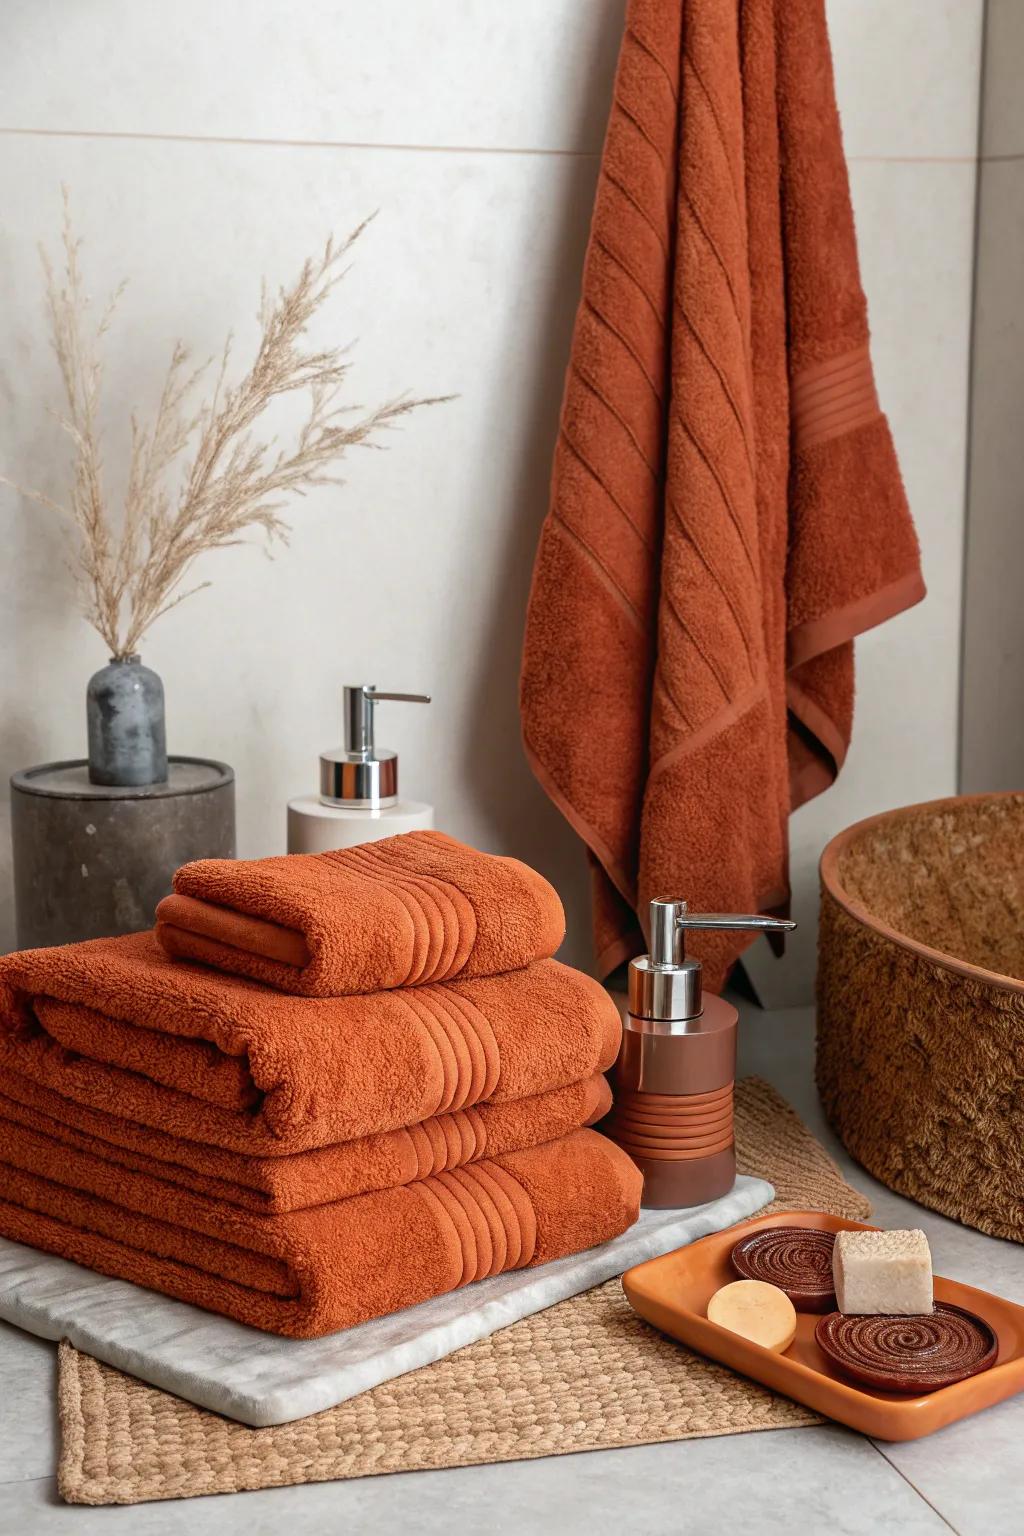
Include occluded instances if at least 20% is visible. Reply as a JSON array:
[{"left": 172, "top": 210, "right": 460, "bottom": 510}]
[{"left": 707, "top": 1279, "right": 797, "bottom": 1352}]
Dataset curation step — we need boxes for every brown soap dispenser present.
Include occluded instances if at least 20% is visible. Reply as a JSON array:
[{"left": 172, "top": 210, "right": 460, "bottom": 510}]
[{"left": 605, "top": 899, "right": 796, "bottom": 1209}]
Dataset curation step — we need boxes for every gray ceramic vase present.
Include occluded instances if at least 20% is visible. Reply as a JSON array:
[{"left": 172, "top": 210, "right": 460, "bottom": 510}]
[{"left": 86, "top": 654, "right": 168, "bottom": 787}]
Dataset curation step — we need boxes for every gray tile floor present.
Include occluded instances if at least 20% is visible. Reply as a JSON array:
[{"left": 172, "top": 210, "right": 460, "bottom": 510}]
[{"left": 1, "top": 1002, "right": 1021, "bottom": 1533}]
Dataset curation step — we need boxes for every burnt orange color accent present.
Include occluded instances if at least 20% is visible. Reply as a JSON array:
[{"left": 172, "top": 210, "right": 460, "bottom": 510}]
[
  {"left": 0, "top": 1063, "right": 611, "bottom": 1212},
  {"left": 603, "top": 1080, "right": 737, "bottom": 1206},
  {"left": 623, "top": 1212, "right": 1024, "bottom": 1441},
  {"left": 791, "top": 346, "right": 880, "bottom": 452},
  {"left": 156, "top": 830, "right": 565, "bottom": 996},
  {"left": 0, "top": 934, "right": 621, "bottom": 1153},
  {"left": 606, "top": 1085, "right": 734, "bottom": 1160},
  {"left": 0, "top": 1124, "right": 642, "bottom": 1337},
  {"left": 520, "top": 0, "right": 925, "bottom": 988}
]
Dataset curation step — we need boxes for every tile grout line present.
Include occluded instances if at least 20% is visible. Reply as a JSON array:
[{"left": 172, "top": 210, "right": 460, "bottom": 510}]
[
  {"left": 849, "top": 154, "right": 977, "bottom": 164},
  {"left": 0, "top": 1468, "right": 58, "bottom": 1490},
  {"left": 0, "top": 124, "right": 986, "bottom": 164},
  {"left": 955, "top": 0, "right": 988, "bottom": 795},
  {"left": 868, "top": 1441, "right": 963, "bottom": 1534},
  {"left": 0, "top": 125, "right": 597, "bottom": 157}
]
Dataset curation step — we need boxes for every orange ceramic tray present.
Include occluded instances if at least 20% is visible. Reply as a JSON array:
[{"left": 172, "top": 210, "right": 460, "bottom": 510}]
[{"left": 622, "top": 1210, "right": 1024, "bottom": 1441}]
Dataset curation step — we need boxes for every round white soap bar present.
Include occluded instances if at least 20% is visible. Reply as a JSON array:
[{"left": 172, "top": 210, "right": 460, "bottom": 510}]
[{"left": 707, "top": 1279, "right": 797, "bottom": 1352}]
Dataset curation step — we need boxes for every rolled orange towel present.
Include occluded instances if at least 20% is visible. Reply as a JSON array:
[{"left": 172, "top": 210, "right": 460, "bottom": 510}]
[
  {"left": 0, "top": 934, "right": 619, "bottom": 1153},
  {"left": 155, "top": 830, "right": 565, "bottom": 995},
  {"left": 0, "top": 1122, "right": 641, "bottom": 1336},
  {"left": 0, "top": 1065, "right": 611, "bottom": 1212}
]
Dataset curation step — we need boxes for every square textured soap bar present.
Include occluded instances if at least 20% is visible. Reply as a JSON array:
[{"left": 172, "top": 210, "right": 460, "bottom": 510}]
[{"left": 833, "top": 1229, "right": 934, "bottom": 1315}]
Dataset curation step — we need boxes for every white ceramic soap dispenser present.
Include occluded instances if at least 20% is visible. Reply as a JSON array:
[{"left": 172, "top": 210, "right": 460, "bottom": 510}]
[{"left": 287, "top": 683, "right": 433, "bottom": 853}]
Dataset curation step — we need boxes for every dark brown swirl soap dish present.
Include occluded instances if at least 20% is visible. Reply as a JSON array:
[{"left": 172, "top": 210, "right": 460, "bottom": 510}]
[
  {"left": 731, "top": 1226, "right": 836, "bottom": 1311},
  {"left": 816, "top": 1303, "right": 997, "bottom": 1393},
  {"left": 622, "top": 1211, "right": 1024, "bottom": 1441}
]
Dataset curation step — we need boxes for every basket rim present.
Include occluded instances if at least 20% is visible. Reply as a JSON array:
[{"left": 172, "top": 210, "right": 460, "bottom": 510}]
[{"left": 819, "top": 790, "right": 1024, "bottom": 996}]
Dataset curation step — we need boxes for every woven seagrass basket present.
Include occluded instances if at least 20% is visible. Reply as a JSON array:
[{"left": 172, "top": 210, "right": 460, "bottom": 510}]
[{"left": 817, "top": 791, "right": 1024, "bottom": 1244}]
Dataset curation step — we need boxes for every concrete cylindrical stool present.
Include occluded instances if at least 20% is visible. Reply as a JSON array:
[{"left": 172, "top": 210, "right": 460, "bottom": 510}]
[{"left": 11, "top": 757, "right": 235, "bottom": 949}]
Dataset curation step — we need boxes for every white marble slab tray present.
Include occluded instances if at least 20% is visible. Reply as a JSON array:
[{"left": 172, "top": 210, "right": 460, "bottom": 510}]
[{"left": 0, "top": 1174, "right": 772, "bottom": 1427}]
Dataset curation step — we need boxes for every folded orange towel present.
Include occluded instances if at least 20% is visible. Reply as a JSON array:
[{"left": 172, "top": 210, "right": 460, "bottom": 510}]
[
  {"left": 0, "top": 1063, "right": 610, "bottom": 1211},
  {"left": 520, "top": 0, "right": 925, "bottom": 987},
  {"left": 155, "top": 830, "right": 565, "bottom": 995},
  {"left": 0, "top": 1122, "right": 641, "bottom": 1336},
  {"left": 0, "top": 934, "right": 619, "bottom": 1153}
]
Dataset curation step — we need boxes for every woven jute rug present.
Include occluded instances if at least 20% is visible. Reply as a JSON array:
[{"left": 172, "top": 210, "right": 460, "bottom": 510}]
[{"left": 58, "top": 1077, "right": 870, "bottom": 1505}]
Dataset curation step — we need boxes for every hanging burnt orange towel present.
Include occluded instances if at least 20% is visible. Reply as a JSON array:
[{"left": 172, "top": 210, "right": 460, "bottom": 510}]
[
  {"left": 520, "top": 0, "right": 924, "bottom": 987},
  {"left": 0, "top": 1124, "right": 641, "bottom": 1337},
  {"left": 0, "top": 934, "right": 620, "bottom": 1154},
  {"left": 156, "top": 830, "right": 565, "bottom": 996}
]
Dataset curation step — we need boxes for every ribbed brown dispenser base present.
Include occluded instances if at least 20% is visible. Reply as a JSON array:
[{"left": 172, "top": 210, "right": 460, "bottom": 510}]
[
  {"left": 629, "top": 1147, "right": 736, "bottom": 1208},
  {"left": 605, "top": 1084, "right": 736, "bottom": 1208}
]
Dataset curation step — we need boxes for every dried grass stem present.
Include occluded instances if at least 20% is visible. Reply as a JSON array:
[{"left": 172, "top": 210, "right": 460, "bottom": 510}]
[{"left": 3, "top": 197, "right": 448, "bottom": 656}]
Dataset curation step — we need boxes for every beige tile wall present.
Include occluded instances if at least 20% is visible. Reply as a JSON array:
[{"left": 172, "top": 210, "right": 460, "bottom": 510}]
[{"left": 0, "top": 2, "right": 984, "bottom": 998}]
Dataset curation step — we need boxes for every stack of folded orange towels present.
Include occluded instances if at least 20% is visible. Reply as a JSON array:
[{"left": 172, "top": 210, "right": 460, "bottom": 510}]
[{"left": 0, "top": 832, "right": 641, "bottom": 1337}]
